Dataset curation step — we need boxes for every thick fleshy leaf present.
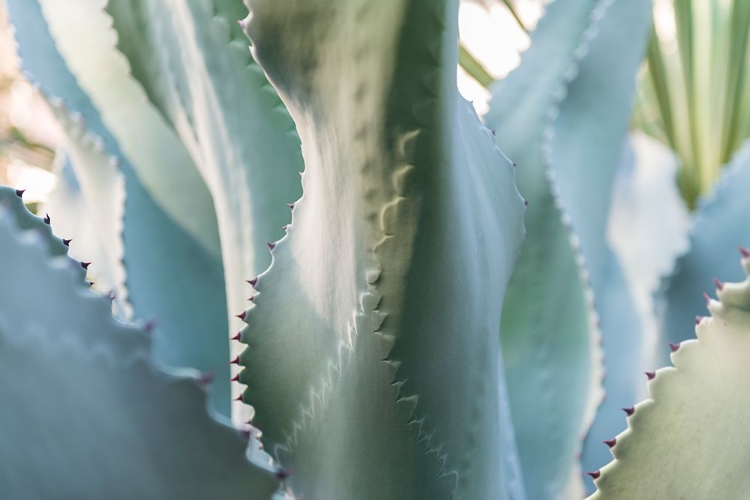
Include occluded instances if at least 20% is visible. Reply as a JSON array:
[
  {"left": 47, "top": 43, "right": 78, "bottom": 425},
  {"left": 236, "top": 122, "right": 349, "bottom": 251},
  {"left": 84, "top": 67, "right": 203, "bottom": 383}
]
[
  {"left": 7, "top": 0, "right": 232, "bottom": 416},
  {"left": 484, "top": 0, "right": 603, "bottom": 497},
  {"left": 543, "top": 0, "right": 653, "bottom": 485},
  {"left": 41, "top": 111, "right": 127, "bottom": 315},
  {"left": 657, "top": 141, "right": 750, "bottom": 368},
  {"left": 238, "top": 0, "right": 526, "bottom": 498},
  {"left": 0, "top": 194, "right": 279, "bottom": 499},
  {"left": 103, "top": 0, "right": 305, "bottom": 404},
  {"left": 589, "top": 257, "right": 750, "bottom": 499},
  {"left": 35, "top": 0, "right": 219, "bottom": 255}
]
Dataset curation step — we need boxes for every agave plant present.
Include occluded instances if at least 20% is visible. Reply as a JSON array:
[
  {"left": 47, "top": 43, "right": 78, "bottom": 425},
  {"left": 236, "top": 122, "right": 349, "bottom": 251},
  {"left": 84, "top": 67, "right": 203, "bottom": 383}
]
[{"left": 2, "top": 0, "right": 750, "bottom": 498}]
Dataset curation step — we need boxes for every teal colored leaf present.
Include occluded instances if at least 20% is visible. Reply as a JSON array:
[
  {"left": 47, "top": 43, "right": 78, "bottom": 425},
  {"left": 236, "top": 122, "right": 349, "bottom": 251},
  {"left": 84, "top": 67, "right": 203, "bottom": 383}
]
[
  {"left": 7, "top": 0, "right": 232, "bottom": 416},
  {"left": 542, "top": 0, "right": 652, "bottom": 486},
  {"left": 657, "top": 141, "right": 750, "bottom": 368},
  {"left": 485, "top": 0, "right": 603, "bottom": 497},
  {"left": 36, "top": 0, "right": 219, "bottom": 256},
  {"left": 238, "top": 0, "right": 526, "bottom": 498},
  {"left": 0, "top": 193, "right": 279, "bottom": 498},
  {"left": 103, "top": 1, "right": 305, "bottom": 398}
]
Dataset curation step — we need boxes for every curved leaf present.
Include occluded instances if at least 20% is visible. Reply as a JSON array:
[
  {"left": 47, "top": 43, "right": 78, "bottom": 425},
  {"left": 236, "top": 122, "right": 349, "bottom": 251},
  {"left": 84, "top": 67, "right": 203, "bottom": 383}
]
[
  {"left": 7, "top": 0, "right": 232, "bottom": 416},
  {"left": 103, "top": 1, "right": 305, "bottom": 407},
  {"left": 0, "top": 193, "right": 278, "bottom": 498},
  {"left": 485, "top": 0, "right": 603, "bottom": 497},
  {"left": 238, "top": 0, "right": 526, "bottom": 498},
  {"left": 657, "top": 141, "right": 750, "bottom": 368},
  {"left": 42, "top": 153, "right": 120, "bottom": 293},
  {"left": 543, "top": 0, "right": 653, "bottom": 484},
  {"left": 589, "top": 256, "right": 750, "bottom": 499}
]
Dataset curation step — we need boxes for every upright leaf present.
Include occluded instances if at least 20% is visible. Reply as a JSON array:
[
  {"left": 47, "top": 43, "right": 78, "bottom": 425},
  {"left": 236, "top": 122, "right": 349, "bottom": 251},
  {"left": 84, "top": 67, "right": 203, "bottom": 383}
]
[
  {"left": 238, "top": 0, "right": 527, "bottom": 498},
  {"left": 0, "top": 189, "right": 278, "bottom": 498},
  {"left": 485, "top": 0, "right": 603, "bottom": 497},
  {"left": 104, "top": 1, "right": 305, "bottom": 404},
  {"left": 544, "top": 0, "right": 652, "bottom": 484}
]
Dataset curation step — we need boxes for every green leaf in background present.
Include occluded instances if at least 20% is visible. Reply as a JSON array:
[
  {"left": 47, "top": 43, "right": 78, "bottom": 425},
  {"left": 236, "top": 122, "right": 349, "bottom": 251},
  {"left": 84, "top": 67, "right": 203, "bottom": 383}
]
[
  {"left": 589, "top": 256, "right": 750, "bottom": 499},
  {"left": 484, "top": 0, "right": 604, "bottom": 497},
  {"left": 237, "top": 0, "right": 527, "bottom": 498},
  {"left": 7, "top": 0, "right": 232, "bottom": 416},
  {"left": 0, "top": 189, "right": 279, "bottom": 499},
  {"left": 104, "top": 2, "right": 305, "bottom": 409},
  {"left": 544, "top": 0, "right": 653, "bottom": 488},
  {"left": 42, "top": 153, "right": 122, "bottom": 297}
]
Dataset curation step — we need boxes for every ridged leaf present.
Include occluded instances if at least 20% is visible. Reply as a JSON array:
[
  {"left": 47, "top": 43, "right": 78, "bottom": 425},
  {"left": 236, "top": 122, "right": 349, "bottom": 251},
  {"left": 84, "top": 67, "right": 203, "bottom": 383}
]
[
  {"left": 7, "top": 0, "right": 232, "bottom": 416},
  {"left": 238, "top": 0, "right": 526, "bottom": 498},
  {"left": 656, "top": 141, "right": 750, "bottom": 368},
  {"left": 543, "top": 0, "right": 653, "bottom": 485},
  {"left": 484, "top": 0, "right": 603, "bottom": 497},
  {"left": 103, "top": 0, "right": 305, "bottom": 409},
  {"left": 589, "top": 256, "right": 750, "bottom": 499},
  {"left": 0, "top": 187, "right": 279, "bottom": 498}
]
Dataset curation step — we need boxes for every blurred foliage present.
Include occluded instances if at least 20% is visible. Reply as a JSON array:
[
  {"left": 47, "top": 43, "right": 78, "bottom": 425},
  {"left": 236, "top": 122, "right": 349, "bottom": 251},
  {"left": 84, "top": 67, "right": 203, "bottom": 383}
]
[
  {"left": 633, "top": 0, "right": 750, "bottom": 209},
  {"left": 461, "top": 0, "right": 750, "bottom": 210}
]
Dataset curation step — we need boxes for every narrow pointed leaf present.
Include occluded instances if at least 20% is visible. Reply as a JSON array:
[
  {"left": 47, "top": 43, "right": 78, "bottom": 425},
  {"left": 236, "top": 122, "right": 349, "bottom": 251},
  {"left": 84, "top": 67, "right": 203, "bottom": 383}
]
[{"left": 7, "top": 0, "right": 232, "bottom": 415}]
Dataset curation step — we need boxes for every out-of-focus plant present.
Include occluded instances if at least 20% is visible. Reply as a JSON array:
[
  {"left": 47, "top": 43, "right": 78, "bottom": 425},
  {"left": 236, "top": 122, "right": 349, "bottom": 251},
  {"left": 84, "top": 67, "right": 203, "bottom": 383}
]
[{"left": 633, "top": 0, "right": 750, "bottom": 209}]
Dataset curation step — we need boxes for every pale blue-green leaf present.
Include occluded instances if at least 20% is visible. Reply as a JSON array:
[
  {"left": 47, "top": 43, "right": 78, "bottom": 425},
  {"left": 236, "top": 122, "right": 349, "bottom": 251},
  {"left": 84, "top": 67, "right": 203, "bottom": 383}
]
[
  {"left": 238, "top": 0, "right": 526, "bottom": 498},
  {"left": 589, "top": 258, "right": 750, "bottom": 499},
  {"left": 36, "top": 0, "right": 219, "bottom": 257},
  {"left": 41, "top": 153, "right": 120, "bottom": 294},
  {"left": 0, "top": 198, "right": 279, "bottom": 499},
  {"left": 657, "top": 141, "right": 750, "bottom": 367},
  {"left": 544, "top": 0, "right": 652, "bottom": 487},
  {"left": 485, "top": 0, "right": 603, "bottom": 497},
  {"left": 7, "top": 0, "right": 232, "bottom": 416},
  {"left": 104, "top": 1, "right": 304, "bottom": 407},
  {"left": 608, "top": 132, "right": 690, "bottom": 404}
]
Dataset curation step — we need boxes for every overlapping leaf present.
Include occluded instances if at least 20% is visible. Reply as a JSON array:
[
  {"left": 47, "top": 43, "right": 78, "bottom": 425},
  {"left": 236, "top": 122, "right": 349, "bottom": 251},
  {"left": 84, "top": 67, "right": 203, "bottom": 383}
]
[
  {"left": 0, "top": 188, "right": 279, "bottom": 498},
  {"left": 590, "top": 257, "right": 750, "bottom": 499}
]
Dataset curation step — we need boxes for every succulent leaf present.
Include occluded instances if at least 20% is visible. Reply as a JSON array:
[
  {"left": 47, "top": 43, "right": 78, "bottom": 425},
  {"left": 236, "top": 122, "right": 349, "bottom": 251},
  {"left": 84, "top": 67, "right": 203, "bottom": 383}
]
[
  {"left": 237, "top": 0, "right": 526, "bottom": 498},
  {"left": 42, "top": 107, "right": 128, "bottom": 314},
  {"left": 589, "top": 256, "right": 750, "bottom": 499},
  {"left": 104, "top": 0, "right": 305, "bottom": 399},
  {"left": 484, "top": 0, "right": 604, "bottom": 497},
  {"left": 657, "top": 141, "right": 750, "bottom": 368},
  {"left": 537, "top": 0, "right": 653, "bottom": 485},
  {"left": 33, "top": 0, "right": 220, "bottom": 256},
  {"left": 0, "top": 193, "right": 278, "bottom": 498},
  {"left": 7, "top": 0, "right": 232, "bottom": 416}
]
